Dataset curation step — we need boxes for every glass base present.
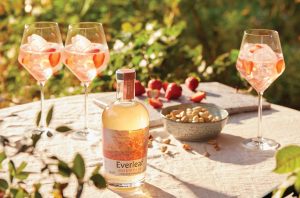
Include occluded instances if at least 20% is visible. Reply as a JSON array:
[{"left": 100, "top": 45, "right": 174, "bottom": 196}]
[
  {"left": 242, "top": 137, "right": 280, "bottom": 150},
  {"left": 108, "top": 179, "right": 145, "bottom": 192},
  {"left": 71, "top": 128, "right": 100, "bottom": 142}
]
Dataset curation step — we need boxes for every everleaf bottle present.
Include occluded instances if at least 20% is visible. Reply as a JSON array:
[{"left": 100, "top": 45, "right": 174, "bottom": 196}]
[{"left": 101, "top": 68, "right": 149, "bottom": 190}]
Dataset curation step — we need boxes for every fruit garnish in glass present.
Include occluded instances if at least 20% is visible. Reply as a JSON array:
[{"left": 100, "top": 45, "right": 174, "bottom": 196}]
[
  {"left": 64, "top": 22, "right": 109, "bottom": 141},
  {"left": 18, "top": 22, "right": 63, "bottom": 134},
  {"left": 236, "top": 29, "right": 285, "bottom": 150}
]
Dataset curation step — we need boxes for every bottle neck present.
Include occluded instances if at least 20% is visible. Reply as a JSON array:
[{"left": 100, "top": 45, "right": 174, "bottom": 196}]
[{"left": 116, "top": 79, "right": 135, "bottom": 102}]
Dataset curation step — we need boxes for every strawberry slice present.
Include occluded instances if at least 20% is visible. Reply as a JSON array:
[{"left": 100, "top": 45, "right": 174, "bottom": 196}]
[
  {"left": 44, "top": 48, "right": 56, "bottom": 52},
  {"left": 146, "top": 89, "right": 160, "bottom": 98},
  {"left": 243, "top": 60, "right": 254, "bottom": 75},
  {"left": 22, "top": 55, "right": 30, "bottom": 65},
  {"left": 190, "top": 91, "right": 206, "bottom": 103},
  {"left": 93, "top": 53, "right": 105, "bottom": 68},
  {"left": 249, "top": 44, "right": 262, "bottom": 53},
  {"left": 65, "top": 57, "right": 73, "bottom": 66},
  {"left": 276, "top": 59, "right": 285, "bottom": 74},
  {"left": 49, "top": 52, "right": 61, "bottom": 67},
  {"left": 87, "top": 48, "right": 100, "bottom": 53},
  {"left": 149, "top": 98, "right": 163, "bottom": 109}
]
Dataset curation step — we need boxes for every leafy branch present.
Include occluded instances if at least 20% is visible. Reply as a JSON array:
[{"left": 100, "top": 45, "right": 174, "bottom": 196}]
[
  {"left": 0, "top": 105, "right": 106, "bottom": 197},
  {"left": 272, "top": 145, "right": 300, "bottom": 197}
]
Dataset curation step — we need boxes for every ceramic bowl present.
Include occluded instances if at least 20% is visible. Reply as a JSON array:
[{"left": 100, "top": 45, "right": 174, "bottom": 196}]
[{"left": 161, "top": 103, "right": 229, "bottom": 141}]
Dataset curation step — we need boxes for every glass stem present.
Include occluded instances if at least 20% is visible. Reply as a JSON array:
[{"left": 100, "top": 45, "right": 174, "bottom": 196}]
[
  {"left": 257, "top": 92, "right": 263, "bottom": 140},
  {"left": 39, "top": 82, "right": 46, "bottom": 129},
  {"left": 84, "top": 83, "right": 89, "bottom": 131}
]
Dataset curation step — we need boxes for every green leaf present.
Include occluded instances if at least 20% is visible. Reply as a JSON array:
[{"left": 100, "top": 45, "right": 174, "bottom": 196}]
[
  {"left": 47, "top": 131, "right": 53, "bottom": 137},
  {"left": 56, "top": 126, "right": 72, "bottom": 133},
  {"left": 34, "top": 183, "right": 41, "bottom": 191},
  {"left": 8, "top": 160, "right": 16, "bottom": 182},
  {"left": 58, "top": 160, "right": 71, "bottom": 177},
  {"left": 121, "top": 22, "right": 133, "bottom": 33},
  {"left": 34, "top": 191, "right": 42, "bottom": 198},
  {"left": 15, "top": 188, "right": 26, "bottom": 198},
  {"left": 295, "top": 173, "right": 300, "bottom": 193},
  {"left": 10, "top": 188, "right": 18, "bottom": 197},
  {"left": 0, "top": 179, "right": 8, "bottom": 191},
  {"left": 46, "top": 105, "right": 54, "bottom": 126},
  {"left": 90, "top": 174, "right": 106, "bottom": 189},
  {"left": 15, "top": 172, "right": 29, "bottom": 180},
  {"left": 274, "top": 145, "right": 300, "bottom": 174},
  {"left": 0, "top": 152, "right": 6, "bottom": 169},
  {"left": 92, "top": 164, "right": 101, "bottom": 175},
  {"left": 72, "top": 154, "right": 85, "bottom": 180},
  {"left": 36, "top": 111, "right": 41, "bottom": 127},
  {"left": 31, "top": 133, "right": 42, "bottom": 148},
  {"left": 16, "top": 162, "right": 27, "bottom": 174}
]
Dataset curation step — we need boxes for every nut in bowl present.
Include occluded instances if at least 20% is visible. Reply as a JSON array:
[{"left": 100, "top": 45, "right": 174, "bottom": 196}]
[{"left": 161, "top": 103, "right": 229, "bottom": 141}]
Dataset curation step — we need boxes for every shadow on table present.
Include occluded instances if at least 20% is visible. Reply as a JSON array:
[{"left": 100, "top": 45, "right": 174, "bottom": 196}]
[
  {"left": 146, "top": 163, "right": 236, "bottom": 198},
  {"left": 111, "top": 182, "right": 176, "bottom": 198},
  {"left": 187, "top": 133, "right": 275, "bottom": 165},
  {"left": 228, "top": 108, "right": 279, "bottom": 125}
]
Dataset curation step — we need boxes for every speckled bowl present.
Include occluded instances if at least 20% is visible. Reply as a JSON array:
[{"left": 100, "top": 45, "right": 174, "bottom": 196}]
[{"left": 161, "top": 103, "right": 229, "bottom": 141}]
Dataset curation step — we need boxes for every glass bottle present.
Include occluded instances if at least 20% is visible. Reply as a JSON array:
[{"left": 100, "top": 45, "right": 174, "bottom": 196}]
[{"left": 102, "top": 68, "right": 149, "bottom": 190}]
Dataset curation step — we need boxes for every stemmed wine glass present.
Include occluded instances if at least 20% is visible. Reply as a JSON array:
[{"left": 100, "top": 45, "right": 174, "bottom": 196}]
[
  {"left": 64, "top": 22, "right": 109, "bottom": 141},
  {"left": 18, "top": 22, "right": 63, "bottom": 134},
  {"left": 236, "top": 29, "right": 285, "bottom": 150}
]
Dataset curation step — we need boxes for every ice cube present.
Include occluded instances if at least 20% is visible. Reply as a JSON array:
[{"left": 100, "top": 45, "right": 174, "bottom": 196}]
[
  {"left": 27, "top": 34, "right": 48, "bottom": 52},
  {"left": 71, "top": 34, "right": 92, "bottom": 52},
  {"left": 253, "top": 44, "right": 277, "bottom": 63}
]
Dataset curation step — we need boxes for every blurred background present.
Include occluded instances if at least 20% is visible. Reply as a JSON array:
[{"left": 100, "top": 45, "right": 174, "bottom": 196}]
[{"left": 0, "top": 0, "right": 299, "bottom": 109}]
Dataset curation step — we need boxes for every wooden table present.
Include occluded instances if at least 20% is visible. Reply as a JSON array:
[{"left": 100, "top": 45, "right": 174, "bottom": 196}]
[{"left": 0, "top": 84, "right": 299, "bottom": 197}]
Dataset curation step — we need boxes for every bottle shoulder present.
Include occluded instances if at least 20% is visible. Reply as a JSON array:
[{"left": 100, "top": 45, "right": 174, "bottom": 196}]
[
  {"left": 102, "top": 99, "right": 149, "bottom": 130},
  {"left": 103, "top": 100, "right": 148, "bottom": 115}
]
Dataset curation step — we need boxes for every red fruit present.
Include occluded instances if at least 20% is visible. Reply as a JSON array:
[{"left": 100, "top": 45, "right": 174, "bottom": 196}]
[
  {"left": 149, "top": 98, "right": 163, "bottom": 109},
  {"left": 146, "top": 89, "right": 160, "bottom": 98},
  {"left": 242, "top": 60, "right": 254, "bottom": 75},
  {"left": 249, "top": 44, "right": 262, "bottom": 53},
  {"left": 135, "top": 80, "right": 146, "bottom": 96},
  {"left": 93, "top": 53, "right": 105, "bottom": 68},
  {"left": 165, "top": 83, "right": 182, "bottom": 100},
  {"left": 162, "top": 82, "right": 168, "bottom": 92},
  {"left": 44, "top": 48, "right": 56, "bottom": 52},
  {"left": 148, "top": 79, "right": 162, "bottom": 90},
  {"left": 276, "top": 59, "right": 285, "bottom": 74},
  {"left": 49, "top": 52, "right": 61, "bottom": 67},
  {"left": 185, "top": 76, "right": 199, "bottom": 91},
  {"left": 190, "top": 91, "right": 206, "bottom": 103},
  {"left": 87, "top": 48, "right": 100, "bottom": 53}
]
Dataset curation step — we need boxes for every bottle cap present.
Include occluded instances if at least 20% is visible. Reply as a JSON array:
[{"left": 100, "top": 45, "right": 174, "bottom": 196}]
[
  {"left": 116, "top": 68, "right": 135, "bottom": 100},
  {"left": 116, "top": 68, "right": 136, "bottom": 81}
]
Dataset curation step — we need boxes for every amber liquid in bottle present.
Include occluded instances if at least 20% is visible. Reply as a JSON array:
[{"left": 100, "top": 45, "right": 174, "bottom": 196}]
[{"left": 102, "top": 69, "right": 149, "bottom": 190}]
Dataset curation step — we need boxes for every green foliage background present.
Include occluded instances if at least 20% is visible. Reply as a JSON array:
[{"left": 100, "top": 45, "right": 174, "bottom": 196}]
[{"left": 0, "top": 0, "right": 299, "bottom": 109}]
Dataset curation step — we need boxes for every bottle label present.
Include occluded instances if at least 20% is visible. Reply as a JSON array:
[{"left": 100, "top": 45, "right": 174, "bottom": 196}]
[
  {"left": 123, "top": 78, "right": 134, "bottom": 100},
  {"left": 102, "top": 127, "right": 149, "bottom": 176}
]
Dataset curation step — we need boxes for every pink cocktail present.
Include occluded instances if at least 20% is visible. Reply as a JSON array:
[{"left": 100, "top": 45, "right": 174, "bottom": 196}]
[
  {"left": 64, "top": 23, "right": 109, "bottom": 141},
  {"left": 64, "top": 42, "right": 109, "bottom": 83},
  {"left": 236, "top": 43, "right": 285, "bottom": 93},
  {"left": 19, "top": 41, "right": 62, "bottom": 82},
  {"left": 236, "top": 29, "right": 285, "bottom": 150},
  {"left": 18, "top": 22, "right": 63, "bottom": 134}
]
